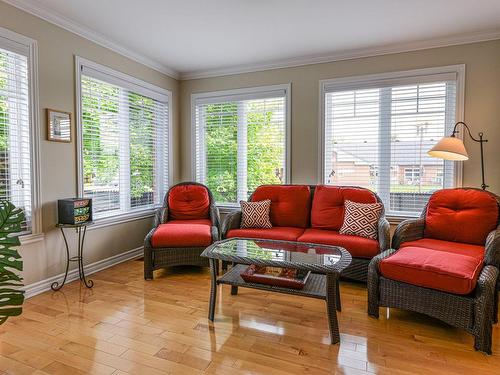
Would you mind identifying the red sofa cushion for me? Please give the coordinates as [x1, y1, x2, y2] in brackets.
[297, 228, 379, 258]
[424, 189, 499, 245]
[380, 246, 483, 295]
[151, 219, 212, 248]
[168, 184, 210, 220]
[226, 227, 305, 242]
[311, 186, 377, 230]
[400, 238, 484, 259]
[251, 185, 311, 228]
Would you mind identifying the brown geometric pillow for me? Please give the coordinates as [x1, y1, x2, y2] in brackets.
[240, 200, 272, 229]
[339, 200, 383, 239]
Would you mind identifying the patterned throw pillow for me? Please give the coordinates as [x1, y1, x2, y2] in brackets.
[339, 200, 383, 239]
[240, 200, 272, 229]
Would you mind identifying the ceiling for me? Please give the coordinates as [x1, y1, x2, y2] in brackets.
[6, 0, 500, 79]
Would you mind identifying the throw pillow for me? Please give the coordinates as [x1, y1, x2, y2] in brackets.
[339, 200, 383, 239]
[240, 200, 272, 229]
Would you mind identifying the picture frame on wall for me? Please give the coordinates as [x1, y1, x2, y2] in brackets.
[47, 109, 71, 142]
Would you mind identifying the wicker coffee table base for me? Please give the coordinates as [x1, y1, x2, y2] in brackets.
[207, 259, 342, 344]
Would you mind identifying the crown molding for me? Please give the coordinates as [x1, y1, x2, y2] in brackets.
[179, 28, 500, 80]
[2, 0, 180, 79]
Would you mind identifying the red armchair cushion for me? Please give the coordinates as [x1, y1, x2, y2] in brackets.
[297, 228, 379, 258]
[380, 246, 483, 295]
[226, 227, 305, 242]
[400, 238, 484, 259]
[168, 184, 210, 220]
[311, 186, 377, 230]
[424, 189, 499, 245]
[251, 185, 311, 228]
[151, 219, 212, 248]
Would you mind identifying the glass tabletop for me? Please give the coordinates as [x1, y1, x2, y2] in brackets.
[202, 238, 352, 272]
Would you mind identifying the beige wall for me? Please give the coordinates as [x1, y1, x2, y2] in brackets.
[0, 2, 179, 285]
[180, 40, 500, 196]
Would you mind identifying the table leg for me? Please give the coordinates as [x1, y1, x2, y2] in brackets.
[336, 279, 341, 312]
[208, 258, 218, 322]
[51, 227, 70, 291]
[231, 286, 238, 295]
[79, 226, 93, 288]
[326, 273, 340, 344]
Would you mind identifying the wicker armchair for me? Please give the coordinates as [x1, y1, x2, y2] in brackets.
[144, 182, 220, 279]
[368, 188, 500, 354]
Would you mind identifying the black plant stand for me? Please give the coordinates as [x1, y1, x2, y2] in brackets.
[51, 222, 94, 291]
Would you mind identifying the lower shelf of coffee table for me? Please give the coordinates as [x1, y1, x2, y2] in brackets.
[218, 264, 327, 299]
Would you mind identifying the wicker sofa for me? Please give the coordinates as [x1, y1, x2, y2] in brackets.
[222, 184, 390, 282]
[144, 182, 220, 279]
[368, 188, 500, 354]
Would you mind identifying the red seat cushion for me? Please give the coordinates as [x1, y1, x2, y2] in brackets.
[151, 219, 212, 248]
[380, 246, 484, 295]
[400, 238, 484, 259]
[424, 189, 499, 245]
[251, 185, 311, 228]
[168, 184, 210, 220]
[226, 227, 305, 242]
[311, 186, 377, 230]
[297, 228, 379, 258]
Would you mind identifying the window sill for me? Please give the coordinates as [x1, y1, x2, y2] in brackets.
[88, 209, 157, 231]
[20, 233, 45, 245]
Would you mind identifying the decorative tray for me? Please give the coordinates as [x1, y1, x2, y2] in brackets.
[240, 265, 311, 290]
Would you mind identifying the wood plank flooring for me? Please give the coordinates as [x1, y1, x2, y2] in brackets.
[0, 259, 499, 374]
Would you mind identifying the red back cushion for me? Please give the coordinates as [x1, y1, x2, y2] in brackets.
[424, 189, 499, 245]
[311, 185, 377, 230]
[168, 184, 210, 220]
[251, 185, 311, 228]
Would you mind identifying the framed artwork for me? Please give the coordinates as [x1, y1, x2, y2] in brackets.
[47, 109, 71, 142]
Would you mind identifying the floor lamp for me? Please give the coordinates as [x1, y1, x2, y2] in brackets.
[427, 121, 489, 190]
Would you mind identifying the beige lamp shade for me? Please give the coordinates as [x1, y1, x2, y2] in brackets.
[427, 136, 469, 161]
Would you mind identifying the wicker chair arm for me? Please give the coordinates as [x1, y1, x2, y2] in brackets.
[391, 218, 425, 249]
[211, 226, 220, 242]
[153, 207, 168, 227]
[221, 210, 242, 238]
[377, 218, 391, 252]
[484, 225, 500, 267]
[367, 249, 397, 317]
[144, 227, 156, 249]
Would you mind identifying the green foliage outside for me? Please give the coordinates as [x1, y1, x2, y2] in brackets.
[0, 200, 25, 325]
[82, 78, 155, 204]
[204, 100, 284, 203]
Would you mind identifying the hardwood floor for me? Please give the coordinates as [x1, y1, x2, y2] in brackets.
[1, 259, 499, 374]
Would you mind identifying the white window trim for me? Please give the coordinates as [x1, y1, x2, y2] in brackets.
[0, 27, 42, 243]
[318, 65, 465, 221]
[75, 56, 173, 228]
[190, 83, 292, 209]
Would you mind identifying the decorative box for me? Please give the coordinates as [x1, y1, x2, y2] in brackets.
[57, 198, 93, 225]
[240, 265, 310, 289]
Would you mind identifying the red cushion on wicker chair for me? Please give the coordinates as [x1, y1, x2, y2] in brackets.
[297, 228, 379, 258]
[424, 189, 499, 245]
[151, 219, 212, 247]
[311, 186, 377, 230]
[400, 238, 484, 259]
[251, 185, 311, 228]
[226, 227, 305, 242]
[168, 184, 210, 220]
[380, 246, 484, 295]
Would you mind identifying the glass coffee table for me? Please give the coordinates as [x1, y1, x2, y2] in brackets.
[201, 237, 352, 344]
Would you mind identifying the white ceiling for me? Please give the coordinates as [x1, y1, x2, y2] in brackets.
[6, 0, 500, 79]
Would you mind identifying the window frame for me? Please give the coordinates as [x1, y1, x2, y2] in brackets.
[191, 83, 292, 209]
[319, 65, 465, 221]
[0, 27, 42, 244]
[75, 56, 173, 227]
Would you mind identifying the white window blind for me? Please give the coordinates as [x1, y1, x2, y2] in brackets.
[323, 71, 459, 217]
[0, 44, 32, 232]
[79, 61, 169, 219]
[194, 86, 289, 205]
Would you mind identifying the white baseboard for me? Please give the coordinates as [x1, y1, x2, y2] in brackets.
[24, 246, 144, 298]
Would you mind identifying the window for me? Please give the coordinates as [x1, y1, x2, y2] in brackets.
[0, 28, 39, 235]
[321, 66, 464, 217]
[76, 58, 171, 220]
[193, 85, 290, 206]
